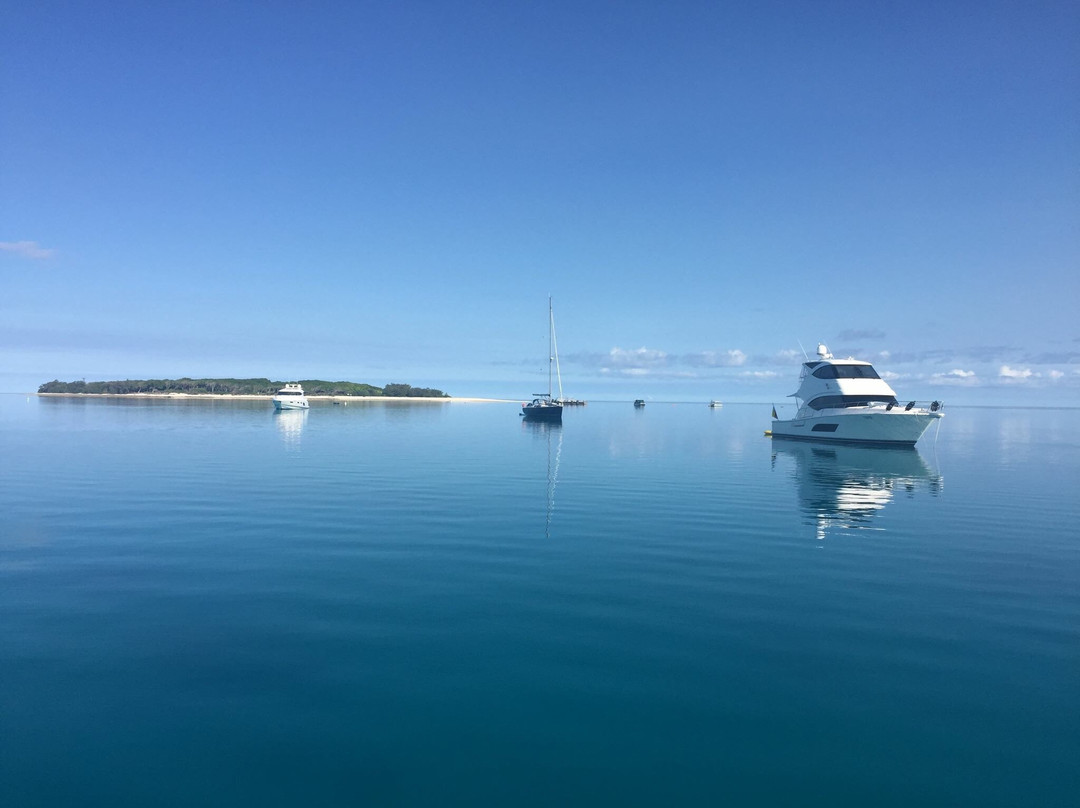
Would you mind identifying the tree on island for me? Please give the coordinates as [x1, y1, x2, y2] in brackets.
[37, 378, 449, 397]
[382, 383, 448, 397]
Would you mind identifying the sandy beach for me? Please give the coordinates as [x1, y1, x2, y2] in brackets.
[35, 392, 517, 403]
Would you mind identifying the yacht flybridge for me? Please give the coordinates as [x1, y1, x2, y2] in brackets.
[273, 383, 309, 411]
[770, 344, 942, 446]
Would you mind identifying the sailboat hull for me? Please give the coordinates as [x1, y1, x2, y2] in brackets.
[522, 402, 563, 422]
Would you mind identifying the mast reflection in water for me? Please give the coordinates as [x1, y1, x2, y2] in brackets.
[523, 419, 562, 538]
[772, 441, 942, 541]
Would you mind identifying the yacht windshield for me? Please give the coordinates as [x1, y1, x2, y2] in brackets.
[808, 394, 897, 410]
[812, 364, 881, 379]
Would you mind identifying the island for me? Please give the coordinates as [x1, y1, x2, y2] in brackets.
[38, 378, 450, 398]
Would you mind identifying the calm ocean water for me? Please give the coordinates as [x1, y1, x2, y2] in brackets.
[2, 396, 1078, 806]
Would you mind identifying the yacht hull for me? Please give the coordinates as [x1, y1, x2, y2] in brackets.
[771, 410, 941, 447]
[273, 398, 309, 411]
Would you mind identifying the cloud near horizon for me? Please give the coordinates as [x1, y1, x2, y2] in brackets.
[556, 344, 1080, 391]
[566, 345, 759, 380]
[999, 365, 1036, 380]
[683, 349, 747, 368]
[569, 346, 674, 377]
[605, 346, 669, 368]
[0, 240, 56, 260]
[931, 369, 979, 385]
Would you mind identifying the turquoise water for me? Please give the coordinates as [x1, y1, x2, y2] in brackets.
[2, 396, 1078, 806]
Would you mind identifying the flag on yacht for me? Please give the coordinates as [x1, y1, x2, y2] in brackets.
[771, 405, 777, 419]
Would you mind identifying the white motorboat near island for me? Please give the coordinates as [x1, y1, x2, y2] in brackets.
[770, 344, 942, 447]
[272, 383, 309, 410]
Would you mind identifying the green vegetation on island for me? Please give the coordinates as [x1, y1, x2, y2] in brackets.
[37, 378, 450, 398]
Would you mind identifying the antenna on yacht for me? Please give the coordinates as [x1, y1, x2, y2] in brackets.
[796, 338, 809, 361]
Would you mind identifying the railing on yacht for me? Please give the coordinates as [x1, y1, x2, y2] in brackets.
[774, 400, 945, 418]
[890, 400, 944, 413]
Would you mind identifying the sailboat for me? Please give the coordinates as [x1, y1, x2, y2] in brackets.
[521, 297, 564, 422]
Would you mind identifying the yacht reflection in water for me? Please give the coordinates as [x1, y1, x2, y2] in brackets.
[772, 441, 942, 541]
[274, 408, 307, 447]
[522, 419, 562, 538]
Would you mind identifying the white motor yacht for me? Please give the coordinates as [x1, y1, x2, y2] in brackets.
[272, 382, 309, 410]
[770, 344, 942, 446]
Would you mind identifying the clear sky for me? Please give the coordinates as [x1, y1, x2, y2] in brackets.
[3, 1, 1077, 403]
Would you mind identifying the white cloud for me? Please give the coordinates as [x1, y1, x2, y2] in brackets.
[755, 349, 803, 366]
[932, 369, 979, 386]
[740, 370, 779, 379]
[0, 240, 56, 260]
[606, 346, 669, 368]
[1049, 370, 1065, 380]
[598, 366, 695, 379]
[999, 365, 1037, 380]
[880, 370, 901, 381]
[684, 349, 747, 367]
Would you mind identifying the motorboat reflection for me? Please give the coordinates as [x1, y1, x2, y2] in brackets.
[522, 419, 562, 538]
[772, 440, 942, 541]
[274, 408, 307, 446]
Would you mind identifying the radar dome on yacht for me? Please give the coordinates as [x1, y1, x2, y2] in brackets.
[817, 343, 833, 359]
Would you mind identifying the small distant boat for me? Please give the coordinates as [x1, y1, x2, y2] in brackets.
[273, 383, 309, 410]
[633, 399, 645, 408]
[522, 298, 563, 423]
[770, 343, 942, 446]
[709, 400, 723, 408]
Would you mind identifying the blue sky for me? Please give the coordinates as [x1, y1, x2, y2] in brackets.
[3, 1, 1077, 403]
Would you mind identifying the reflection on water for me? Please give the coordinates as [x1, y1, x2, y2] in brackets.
[523, 420, 562, 538]
[772, 441, 943, 541]
[274, 409, 307, 446]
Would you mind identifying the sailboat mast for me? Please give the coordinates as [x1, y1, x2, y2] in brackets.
[548, 296, 553, 398]
[551, 298, 563, 402]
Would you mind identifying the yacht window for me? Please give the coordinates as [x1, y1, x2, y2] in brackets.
[812, 364, 881, 380]
[808, 394, 897, 410]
